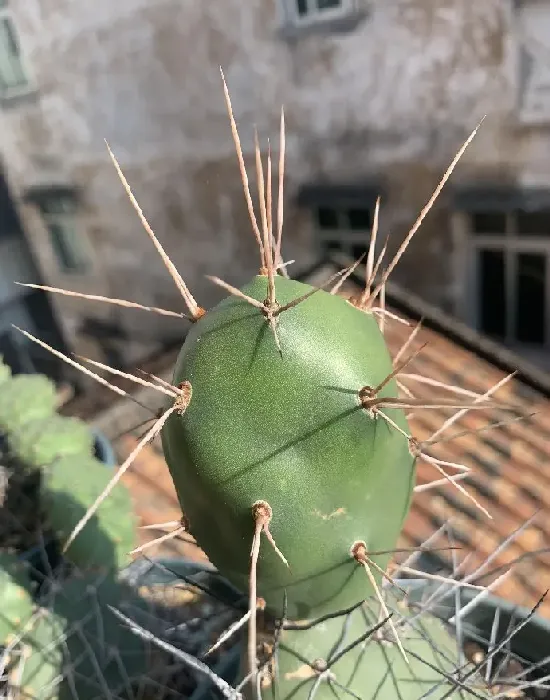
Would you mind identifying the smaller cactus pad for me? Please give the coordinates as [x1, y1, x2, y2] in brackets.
[39, 573, 150, 700]
[9, 414, 94, 470]
[0, 356, 12, 385]
[0, 374, 57, 434]
[42, 455, 138, 571]
[0, 554, 34, 646]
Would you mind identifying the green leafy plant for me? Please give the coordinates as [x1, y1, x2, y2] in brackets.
[11, 76, 548, 700]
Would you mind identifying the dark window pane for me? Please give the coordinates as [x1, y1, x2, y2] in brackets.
[296, 0, 308, 15]
[40, 196, 76, 215]
[351, 244, 366, 261]
[515, 253, 546, 344]
[478, 249, 506, 339]
[316, 207, 338, 230]
[0, 331, 25, 374]
[317, 0, 342, 9]
[0, 17, 27, 91]
[471, 212, 506, 235]
[516, 210, 550, 237]
[47, 221, 87, 272]
[347, 208, 371, 231]
[323, 239, 343, 253]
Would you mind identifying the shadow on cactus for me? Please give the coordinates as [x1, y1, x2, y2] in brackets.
[10, 73, 549, 700]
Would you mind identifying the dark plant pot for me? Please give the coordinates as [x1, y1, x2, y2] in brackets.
[18, 428, 117, 584]
[91, 427, 117, 467]
[119, 557, 245, 700]
[398, 579, 550, 696]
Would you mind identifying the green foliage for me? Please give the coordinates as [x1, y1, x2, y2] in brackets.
[42, 455, 138, 571]
[9, 414, 94, 470]
[162, 276, 415, 619]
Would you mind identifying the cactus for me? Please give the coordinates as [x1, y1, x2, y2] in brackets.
[0, 373, 57, 434]
[0, 554, 35, 646]
[0, 364, 137, 573]
[0, 553, 64, 700]
[274, 595, 474, 700]
[42, 454, 138, 571]
[10, 78, 546, 700]
[162, 275, 414, 619]
[9, 414, 94, 471]
[9, 608, 66, 700]
[0, 355, 11, 385]
[38, 572, 150, 700]
[0, 565, 154, 700]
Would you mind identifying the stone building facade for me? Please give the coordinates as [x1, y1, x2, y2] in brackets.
[0, 0, 549, 374]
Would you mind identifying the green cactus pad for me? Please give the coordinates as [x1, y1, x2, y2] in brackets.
[2, 572, 151, 700]
[271, 595, 491, 699]
[0, 554, 63, 700]
[42, 455, 138, 571]
[0, 374, 57, 433]
[0, 553, 34, 646]
[9, 414, 94, 470]
[162, 275, 415, 619]
[37, 573, 150, 700]
[13, 607, 66, 700]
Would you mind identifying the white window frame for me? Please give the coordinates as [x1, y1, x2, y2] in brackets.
[280, 0, 356, 28]
[312, 203, 374, 259]
[452, 210, 550, 357]
[0, 3, 34, 100]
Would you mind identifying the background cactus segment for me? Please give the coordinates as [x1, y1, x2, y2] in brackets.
[0, 554, 34, 646]
[162, 274, 415, 619]
[0, 374, 57, 433]
[39, 573, 151, 700]
[273, 595, 490, 699]
[0, 355, 12, 384]
[42, 455, 138, 571]
[9, 414, 94, 470]
[0, 553, 64, 700]
[9, 607, 66, 700]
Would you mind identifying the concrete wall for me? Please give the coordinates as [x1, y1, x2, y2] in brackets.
[0, 0, 547, 365]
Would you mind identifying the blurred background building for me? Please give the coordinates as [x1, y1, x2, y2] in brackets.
[0, 0, 549, 385]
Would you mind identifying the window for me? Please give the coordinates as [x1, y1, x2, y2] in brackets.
[297, 0, 344, 17]
[462, 207, 550, 350]
[0, 4, 32, 98]
[516, 1, 550, 125]
[39, 196, 90, 274]
[314, 204, 373, 260]
[281, 0, 357, 28]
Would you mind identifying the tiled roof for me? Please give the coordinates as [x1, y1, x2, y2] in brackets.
[97, 259, 550, 618]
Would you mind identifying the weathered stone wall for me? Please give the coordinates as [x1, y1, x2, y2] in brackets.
[0, 0, 541, 362]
